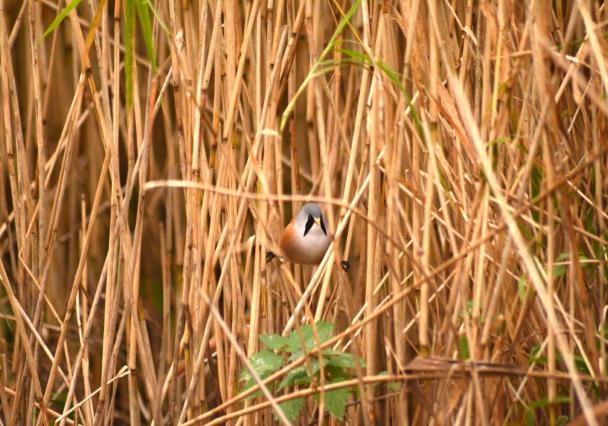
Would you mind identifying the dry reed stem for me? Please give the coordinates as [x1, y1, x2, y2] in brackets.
[1, 1, 608, 424]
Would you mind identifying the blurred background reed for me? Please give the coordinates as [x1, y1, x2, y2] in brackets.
[1, 0, 608, 424]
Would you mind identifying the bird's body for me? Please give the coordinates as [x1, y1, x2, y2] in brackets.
[279, 203, 331, 265]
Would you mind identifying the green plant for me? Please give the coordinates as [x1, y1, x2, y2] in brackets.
[239, 321, 365, 422]
[42, 0, 157, 110]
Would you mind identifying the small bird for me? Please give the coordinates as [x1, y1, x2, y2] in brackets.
[279, 203, 331, 265]
[267, 203, 350, 271]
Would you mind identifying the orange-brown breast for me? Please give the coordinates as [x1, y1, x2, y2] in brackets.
[279, 222, 326, 265]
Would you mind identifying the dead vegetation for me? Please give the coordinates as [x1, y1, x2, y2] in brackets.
[1, 0, 608, 424]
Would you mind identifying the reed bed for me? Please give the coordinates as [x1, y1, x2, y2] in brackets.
[1, 0, 608, 424]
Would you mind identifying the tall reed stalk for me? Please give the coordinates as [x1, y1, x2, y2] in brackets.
[0, 0, 607, 424]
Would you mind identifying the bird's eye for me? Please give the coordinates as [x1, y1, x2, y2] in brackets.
[319, 216, 327, 235]
[304, 215, 315, 236]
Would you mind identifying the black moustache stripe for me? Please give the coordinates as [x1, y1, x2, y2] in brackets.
[304, 215, 315, 236]
[303, 215, 328, 236]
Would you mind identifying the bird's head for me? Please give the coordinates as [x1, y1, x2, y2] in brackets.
[295, 203, 328, 236]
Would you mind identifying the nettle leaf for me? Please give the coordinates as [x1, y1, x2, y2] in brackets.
[288, 322, 334, 360]
[239, 350, 283, 390]
[321, 348, 343, 356]
[278, 366, 308, 390]
[326, 370, 351, 384]
[318, 386, 351, 421]
[322, 349, 365, 368]
[247, 350, 283, 378]
[286, 325, 313, 353]
[277, 397, 305, 423]
[312, 321, 334, 342]
[327, 352, 365, 370]
[279, 359, 327, 390]
[260, 333, 289, 352]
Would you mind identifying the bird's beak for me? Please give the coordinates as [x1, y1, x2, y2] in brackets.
[314, 217, 321, 226]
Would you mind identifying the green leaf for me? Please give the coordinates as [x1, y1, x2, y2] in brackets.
[528, 344, 546, 365]
[530, 166, 542, 222]
[243, 388, 263, 400]
[553, 252, 594, 279]
[327, 353, 357, 369]
[143, 0, 170, 36]
[556, 415, 569, 426]
[42, 0, 84, 39]
[310, 321, 334, 344]
[140, 278, 163, 313]
[553, 263, 567, 278]
[280, 0, 361, 131]
[51, 391, 68, 405]
[573, 354, 591, 374]
[243, 350, 284, 379]
[387, 381, 401, 392]
[377, 371, 401, 391]
[124, 0, 136, 110]
[83, 0, 107, 51]
[517, 276, 527, 303]
[278, 367, 308, 389]
[525, 408, 535, 426]
[277, 397, 304, 423]
[322, 348, 366, 368]
[530, 166, 542, 198]
[338, 48, 370, 64]
[554, 253, 570, 278]
[374, 59, 423, 137]
[579, 254, 591, 268]
[530, 346, 591, 375]
[465, 299, 474, 316]
[324, 387, 351, 421]
[239, 350, 283, 390]
[260, 334, 289, 352]
[287, 322, 334, 360]
[135, 0, 157, 71]
[528, 396, 570, 409]
[321, 348, 343, 356]
[325, 370, 351, 384]
[459, 335, 470, 360]
[337, 47, 423, 138]
[279, 359, 326, 390]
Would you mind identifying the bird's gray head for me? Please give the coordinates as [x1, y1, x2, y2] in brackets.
[299, 203, 323, 218]
[295, 203, 328, 236]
